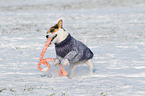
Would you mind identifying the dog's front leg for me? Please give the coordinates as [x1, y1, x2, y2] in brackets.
[61, 51, 79, 78]
[69, 63, 77, 78]
[61, 59, 69, 66]
[54, 56, 63, 66]
[61, 51, 78, 66]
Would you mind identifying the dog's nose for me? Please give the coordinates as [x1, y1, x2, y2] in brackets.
[46, 35, 49, 38]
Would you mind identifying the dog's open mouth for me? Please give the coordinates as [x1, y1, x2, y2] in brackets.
[51, 34, 57, 42]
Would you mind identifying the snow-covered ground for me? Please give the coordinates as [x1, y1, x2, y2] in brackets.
[0, 0, 145, 96]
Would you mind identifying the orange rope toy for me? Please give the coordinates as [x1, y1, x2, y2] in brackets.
[37, 38, 68, 76]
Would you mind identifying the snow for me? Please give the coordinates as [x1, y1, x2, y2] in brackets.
[0, 0, 145, 96]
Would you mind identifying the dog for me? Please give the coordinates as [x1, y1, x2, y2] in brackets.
[46, 20, 94, 78]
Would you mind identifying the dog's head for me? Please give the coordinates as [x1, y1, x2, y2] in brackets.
[46, 20, 67, 44]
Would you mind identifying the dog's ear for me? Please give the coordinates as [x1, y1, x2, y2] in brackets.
[57, 19, 63, 28]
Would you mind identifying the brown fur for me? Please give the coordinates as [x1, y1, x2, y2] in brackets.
[47, 20, 63, 34]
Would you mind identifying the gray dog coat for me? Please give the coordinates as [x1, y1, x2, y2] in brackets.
[55, 34, 93, 64]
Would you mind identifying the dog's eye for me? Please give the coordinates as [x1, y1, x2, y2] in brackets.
[50, 28, 55, 32]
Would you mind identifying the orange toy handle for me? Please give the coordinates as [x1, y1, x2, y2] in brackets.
[39, 38, 52, 61]
[37, 38, 68, 76]
[37, 38, 52, 72]
[37, 58, 54, 72]
[59, 64, 68, 76]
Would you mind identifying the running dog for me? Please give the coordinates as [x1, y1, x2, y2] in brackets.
[46, 20, 94, 78]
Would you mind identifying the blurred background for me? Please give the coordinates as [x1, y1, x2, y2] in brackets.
[0, 0, 145, 43]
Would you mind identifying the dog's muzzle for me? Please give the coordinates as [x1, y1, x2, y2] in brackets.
[46, 34, 57, 42]
[46, 35, 49, 38]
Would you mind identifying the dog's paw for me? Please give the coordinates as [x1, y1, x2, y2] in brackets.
[61, 59, 69, 66]
[54, 59, 60, 66]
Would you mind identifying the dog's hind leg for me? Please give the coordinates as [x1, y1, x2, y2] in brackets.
[86, 59, 93, 75]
